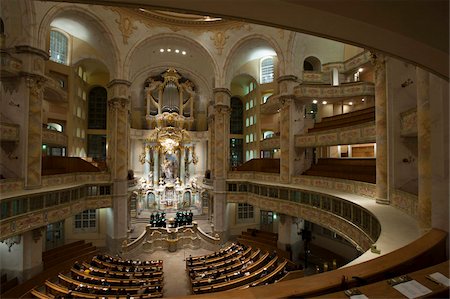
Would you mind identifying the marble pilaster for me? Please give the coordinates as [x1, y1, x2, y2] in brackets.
[106, 79, 131, 249]
[416, 68, 432, 229]
[212, 88, 231, 236]
[153, 147, 159, 185]
[24, 76, 45, 189]
[180, 146, 186, 184]
[278, 75, 302, 183]
[371, 53, 389, 204]
[14, 46, 49, 189]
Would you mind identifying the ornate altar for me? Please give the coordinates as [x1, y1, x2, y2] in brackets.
[135, 68, 203, 211]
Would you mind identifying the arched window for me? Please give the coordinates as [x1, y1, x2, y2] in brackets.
[230, 97, 243, 134]
[49, 30, 68, 65]
[88, 87, 107, 129]
[303, 56, 321, 71]
[260, 57, 274, 84]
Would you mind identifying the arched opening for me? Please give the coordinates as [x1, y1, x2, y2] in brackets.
[303, 56, 321, 71]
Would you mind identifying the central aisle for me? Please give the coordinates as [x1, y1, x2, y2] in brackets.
[134, 248, 214, 297]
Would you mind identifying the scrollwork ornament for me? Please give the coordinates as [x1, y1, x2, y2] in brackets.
[26, 77, 45, 99]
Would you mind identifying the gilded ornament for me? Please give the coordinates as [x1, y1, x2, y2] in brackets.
[210, 31, 229, 55]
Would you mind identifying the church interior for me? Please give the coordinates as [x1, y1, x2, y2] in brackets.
[0, 0, 449, 298]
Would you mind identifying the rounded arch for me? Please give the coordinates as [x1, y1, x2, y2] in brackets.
[223, 34, 286, 88]
[37, 4, 119, 77]
[303, 56, 321, 71]
[124, 33, 219, 83]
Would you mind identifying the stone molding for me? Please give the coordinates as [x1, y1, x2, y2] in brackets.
[0, 172, 111, 196]
[295, 122, 376, 147]
[295, 81, 375, 99]
[0, 196, 112, 240]
[0, 122, 20, 142]
[260, 136, 280, 150]
[42, 129, 68, 146]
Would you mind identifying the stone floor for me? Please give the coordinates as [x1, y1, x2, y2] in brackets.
[125, 208, 216, 297]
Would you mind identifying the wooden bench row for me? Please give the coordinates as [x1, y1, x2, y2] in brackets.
[57, 273, 162, 295]
[191, 251, 269, 287]
[81, 262, 163, 279]
[195, 228, 447, 299]
[71, 267, 162, 286]
[39, 280, 163, 299]
[188, 247, 253, 272]
[190, 249, 261, 280]
[91, 257, 163, 272]
[188, 243, 237, 263]
[187, 244, 247, 268]
[193, 256, 283, 294]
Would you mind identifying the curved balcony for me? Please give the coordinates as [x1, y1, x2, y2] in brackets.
[0, 122, 20, 142]
[295, 81, 374, 100]
[42, 128, 68, 147]
[295, 122, 376, 147]
[0, 176, 113, 240]
[260, 95, 281, 114]
[260, 136, 280, 150]
[302, 71, 325, 83]
[44, 76, 68, 103]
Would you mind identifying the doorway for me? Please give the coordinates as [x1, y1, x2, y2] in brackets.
[45, 221, 64, 250]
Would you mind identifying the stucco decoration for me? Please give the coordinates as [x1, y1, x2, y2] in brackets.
[210, 31, 229, 55]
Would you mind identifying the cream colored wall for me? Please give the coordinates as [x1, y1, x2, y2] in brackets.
[64, 208, 108, 247]
[343, 45, 364, 61]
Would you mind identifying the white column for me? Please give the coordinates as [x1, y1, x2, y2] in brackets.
[416, 68, 431, 230]
[371, 53, 389, 204]
[153, 147, 159, 185]
[180, 146, 186, 184]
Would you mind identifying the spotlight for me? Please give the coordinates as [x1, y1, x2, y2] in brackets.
[312, 100, 318, 104]
[175, 49, 180, 53]
[349, 102, 353, 106]
[322, 101, 327, 105]
[160, 49, 164, 53]
[182, 51, 186, 55]
[167, 48, 171, 52]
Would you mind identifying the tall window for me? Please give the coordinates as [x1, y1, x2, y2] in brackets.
[260, 57, 274, 84]
[230, 97, 243, 134]
[237, 203, 254, 221]
[88, 87, 107, 129]
[74, 209, 97, 232]
[229, 138, 243, 169]
[49, 30, 68, 65]
[87, 134, 106, 161]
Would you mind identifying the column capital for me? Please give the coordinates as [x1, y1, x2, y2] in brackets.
[107, 79, 132, 87]
[370, 52, 386, 72]
[212, 87, 231, 96]
[277, 74, 298, 83]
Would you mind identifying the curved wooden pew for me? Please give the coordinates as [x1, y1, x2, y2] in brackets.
[44, 279, 163, 298]
[188, 246, 252, 272]
[71, 268, 162, 286]
[188, 243, 238, 263]
[185, 228, 447, 299]
[190, 249, 261, 281]
[91, 257, 163, 272]
[193, 256, 279, 294]
[57, 273, 162, 295]
[81, 262, 163, 279]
